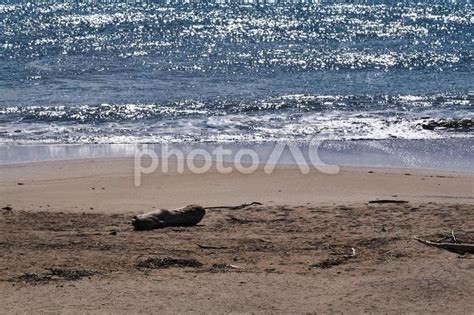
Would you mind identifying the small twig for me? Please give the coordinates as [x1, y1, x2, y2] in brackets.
[451, 230, 458, 244]
[435, 235, 450, 243]
[350, 247, 356, 257]
[332, 247, 356, 258]
[342, 248, 356, 258]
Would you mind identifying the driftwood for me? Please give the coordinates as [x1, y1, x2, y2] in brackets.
[414, 236, 474, 255]
[132, 202, 263, 231]
[205, 202, 262, 210]
[197, 244, 228, 250]
[132, 205, 205, 231]
[368, 200, 408, 204]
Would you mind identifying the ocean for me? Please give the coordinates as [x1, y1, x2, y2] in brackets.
[0, 1, 472, 146]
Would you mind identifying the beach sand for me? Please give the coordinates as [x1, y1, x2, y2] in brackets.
[1, 158, 473, 313]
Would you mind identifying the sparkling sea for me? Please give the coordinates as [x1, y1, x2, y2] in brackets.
[0, 1, 472, 144]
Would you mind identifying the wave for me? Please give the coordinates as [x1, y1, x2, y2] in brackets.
[0, 94, 470, 123]
[0, 94, 472, 144]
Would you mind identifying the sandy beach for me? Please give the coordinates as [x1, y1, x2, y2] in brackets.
[1, 158, 473, 313]
[2, 1, 472, 313]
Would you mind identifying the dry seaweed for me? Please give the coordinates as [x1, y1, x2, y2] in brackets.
[137, 257, 203, 269]
[15, 268, 96, 284]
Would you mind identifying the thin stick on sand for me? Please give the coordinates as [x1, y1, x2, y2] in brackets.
[205, 202, 263, 210]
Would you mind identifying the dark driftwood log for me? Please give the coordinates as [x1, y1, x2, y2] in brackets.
[368, 200, 408, 204]
[132, 205, 205, 231]
[414, 236, 474, 255]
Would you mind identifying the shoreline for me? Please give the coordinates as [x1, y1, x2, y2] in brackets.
[1, 138, 473, 172]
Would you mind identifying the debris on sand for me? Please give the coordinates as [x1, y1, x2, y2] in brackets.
[137, 257, 203, 269]
[206, 202, 262, 210]
[310, 257, 347, 269]
[197, 244, 228, 249]
[16, 272, 53, 283]
[2, 206, 12, 211]
[132, 205, 205, 231]
[47, 268, 96, 280]
[368, 199, 408, 204]
[356, 237, 394, 249]
[212, 263, 243, 270]
[225, 215, 253, 224]
[414, 236, 474, 255]
[200, 263, 245, 273]
[310, 248, 356, 269]
[15, 268, 96, 284]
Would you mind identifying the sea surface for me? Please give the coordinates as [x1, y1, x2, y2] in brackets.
[0, 1, 472, 144]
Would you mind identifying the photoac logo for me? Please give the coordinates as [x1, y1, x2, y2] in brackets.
[134, 139, 339, 186]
